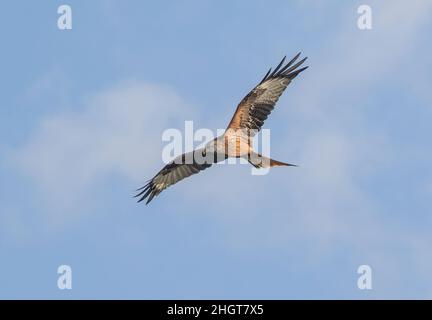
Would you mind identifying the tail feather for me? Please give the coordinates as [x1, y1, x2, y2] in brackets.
[270, 158, 297, 167]
[248, 152, 297, 168]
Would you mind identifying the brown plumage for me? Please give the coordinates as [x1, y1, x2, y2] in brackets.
[227, 53, 307, 135]
[136, 53, 308, 204]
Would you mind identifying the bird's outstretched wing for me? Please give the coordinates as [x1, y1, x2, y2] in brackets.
[226, 53, 308, 136]
[135, 149, 212, 204]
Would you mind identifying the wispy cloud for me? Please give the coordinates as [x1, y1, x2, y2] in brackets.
[163, 0, 432, 297]
[2, 0, 432, 298]
[8, 81, 197, 227]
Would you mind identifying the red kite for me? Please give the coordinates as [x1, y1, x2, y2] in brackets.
[136, 53, 308, 204]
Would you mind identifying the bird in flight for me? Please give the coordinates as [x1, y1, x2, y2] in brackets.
[136, 53, 308, 204]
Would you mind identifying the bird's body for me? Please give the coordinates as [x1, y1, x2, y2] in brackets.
[206, 134, 252, 158]
[136, 53, 308, 204]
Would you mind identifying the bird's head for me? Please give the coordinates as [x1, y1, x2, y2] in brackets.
[203, 138, 218, 154]
[198, 139, 222, 164]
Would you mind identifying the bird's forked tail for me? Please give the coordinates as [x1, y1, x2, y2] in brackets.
[248, 152, 297, 169]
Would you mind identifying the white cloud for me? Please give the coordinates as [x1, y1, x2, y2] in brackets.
[9, 81, 197, 226]
[278, 0, 432, 296]
[161, 0, 432, 297]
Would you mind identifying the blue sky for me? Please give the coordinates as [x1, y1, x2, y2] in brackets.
[1, 0, 432, 299]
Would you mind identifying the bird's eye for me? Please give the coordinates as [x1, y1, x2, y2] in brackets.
[202, 150, 206, 157]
